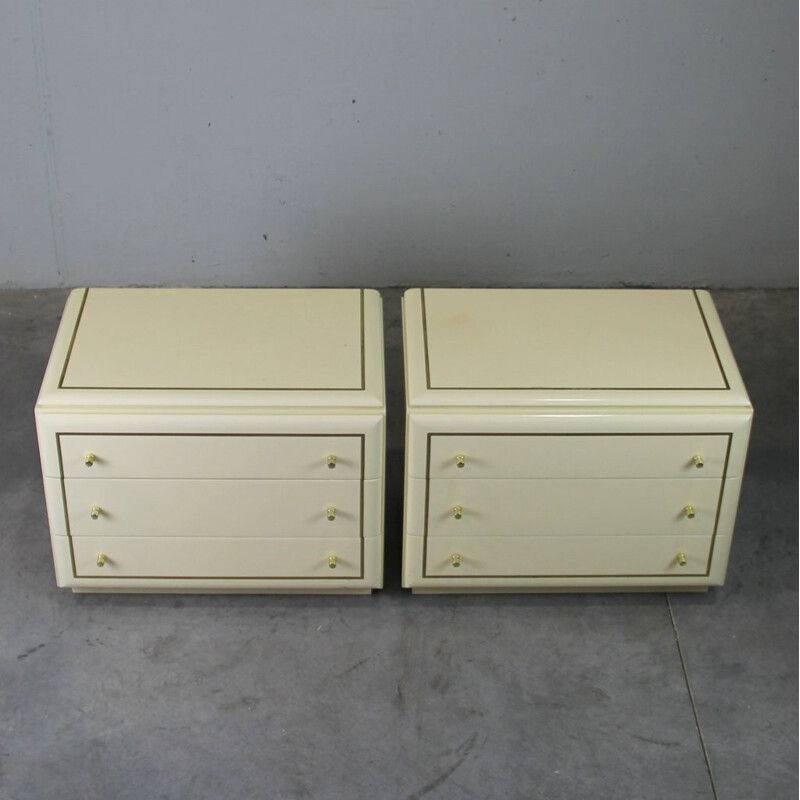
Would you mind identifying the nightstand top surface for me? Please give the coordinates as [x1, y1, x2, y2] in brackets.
[37, 288, 385, 409]
[403, 288, 750, 408]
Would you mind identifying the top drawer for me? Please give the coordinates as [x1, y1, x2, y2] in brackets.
[428, 434, 729, 479]
[57, 434, 363, 480]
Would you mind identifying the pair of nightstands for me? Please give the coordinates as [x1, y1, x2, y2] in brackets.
[36, 288, 752, 594]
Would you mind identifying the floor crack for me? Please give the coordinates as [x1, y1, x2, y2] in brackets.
[666, 593, 719, 800]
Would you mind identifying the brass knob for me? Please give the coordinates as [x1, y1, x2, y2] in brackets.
[692, 454, 704, 469]
[327, 506, 336, 521]
[677, 552, 687, 567]
[452, 506, 463, 520]
[684, 504, 695, 519]
[327, 455, 337, 470]
[451, 553, 461, 568]
[84, 452, 96, 467]
[90, 505, 101, 519]
[96, 553, 106, 567]
[328, 555, 337, 569]
[455, 454, 465, 469]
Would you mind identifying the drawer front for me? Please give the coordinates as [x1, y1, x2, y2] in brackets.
[59, 434, 363, 480]
[427, 434, 729, 479]
[65, 479, 362, 538]
[424, 535, 712, 577]
[71, 536, 362, 579]
[424, 478, 722, 538]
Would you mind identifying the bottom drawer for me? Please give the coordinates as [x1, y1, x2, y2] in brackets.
[71, 536, 362, 579]
[423, 535, 712, 578]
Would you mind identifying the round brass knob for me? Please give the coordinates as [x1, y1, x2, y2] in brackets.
[327, 506, 336, 521]
[677, 552, 687, 567]
[452, 506, 463, 520]
[692, 454, 704, 469]
[455, 454, 465, 469]
[96, 553, 107, 567]
[684, 504, 695, 519]
[84, 453, 96, 467]
[90, 505, 101, 519]
[328, 555, 337, 569]
[451, 553, 461, 568]
[327, 455, 337, 469]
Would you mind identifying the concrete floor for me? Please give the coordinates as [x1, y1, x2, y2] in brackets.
[0, 288, 796, 800]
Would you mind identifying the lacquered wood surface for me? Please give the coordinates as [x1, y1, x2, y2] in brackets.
[36, 288, 386, 592]
[402, 288, 752, 592]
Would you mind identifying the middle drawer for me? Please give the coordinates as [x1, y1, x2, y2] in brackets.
[419, 477, 723, 538]
[65, 479, 364, 538]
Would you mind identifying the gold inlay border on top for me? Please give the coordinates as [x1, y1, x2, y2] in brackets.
[420, 288, 731, 392]
[59, 288, 368, 392]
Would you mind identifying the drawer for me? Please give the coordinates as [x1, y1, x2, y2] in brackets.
[65, 479, 367, 538]
[57, 434, 363, 480]
[71, 536, 362, 579]
[423, 534, 713, 577]
[427, 434, 729, 479]
[421, 477, 722, 538]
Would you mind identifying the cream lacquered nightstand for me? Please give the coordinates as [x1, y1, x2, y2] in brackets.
[36, 288, 385, 593]
[402, 288, 752, 593]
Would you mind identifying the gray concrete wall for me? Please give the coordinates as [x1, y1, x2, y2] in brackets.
[3, 1, 797, 289]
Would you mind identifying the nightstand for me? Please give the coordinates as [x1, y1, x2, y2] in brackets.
[36, 288, 385, 593]
[402, 288, 752, 593]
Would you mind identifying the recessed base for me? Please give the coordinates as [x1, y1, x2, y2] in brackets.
[409, 586, 710, 595]
[71, 587, 374, 595]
